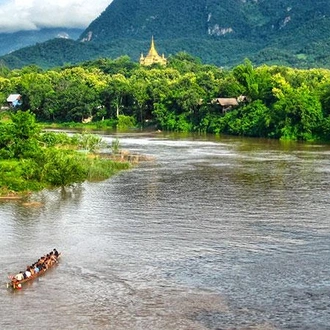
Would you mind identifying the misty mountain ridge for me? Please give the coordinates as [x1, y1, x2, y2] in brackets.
[0, 28, 83, 56]
[2, 0, 330, 69]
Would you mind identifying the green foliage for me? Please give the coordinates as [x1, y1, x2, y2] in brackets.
[83, 56, 139, 76]
[176, 114, 193, 132]
[219, 101, 271, 137]
[117, 115, 136, 129]
[168, 52, 203, 74]
[42, 149, 87, 188]
[2, 56, 330, 142]
[95, 119, 117, 129]
[2, 1, 330, 69]
[39, 131, 73, 147]
[232, 59, 273, 102]
[0, 111, 131, 194]
[319, 116, 330, 140]
[0, 160, 27, 191]
[72, 133, 105, 152]
[85, 158, 130, 181]
[111, 138, 121, 154]
[153, 103, 170, 129]
[0, 159, 44, 192]
[0, 110, 41, 159]
[271, 79, 323, 140]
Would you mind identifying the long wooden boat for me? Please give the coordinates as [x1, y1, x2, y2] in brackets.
[7, 252, 61, 290]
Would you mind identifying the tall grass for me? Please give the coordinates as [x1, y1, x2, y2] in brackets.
[84, 158, 130, 181]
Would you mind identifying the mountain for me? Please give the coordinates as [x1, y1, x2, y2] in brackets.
[2, 0, 330, 69]
[0, 28, 83, 56]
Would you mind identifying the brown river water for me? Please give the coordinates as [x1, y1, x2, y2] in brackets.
[1, 132, 330, 330]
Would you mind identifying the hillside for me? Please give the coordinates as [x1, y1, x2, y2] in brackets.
[1, 0, 330, 69]
[0, 28, 83, 56]
[79, 0, 330, 42]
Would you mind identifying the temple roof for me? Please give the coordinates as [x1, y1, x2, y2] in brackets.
[140, 36, 166, 66]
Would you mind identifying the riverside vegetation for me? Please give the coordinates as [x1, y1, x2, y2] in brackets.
[0, 110, 130, 196]
[1, 54, 330, 142]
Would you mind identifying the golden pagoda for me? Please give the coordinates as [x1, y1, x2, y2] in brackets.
[140, 36, 167, 66]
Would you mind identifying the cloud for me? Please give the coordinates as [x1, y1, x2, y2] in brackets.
[0, 0, 111, 33]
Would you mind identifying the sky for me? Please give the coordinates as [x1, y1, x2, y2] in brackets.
[0, 0, 112, 33]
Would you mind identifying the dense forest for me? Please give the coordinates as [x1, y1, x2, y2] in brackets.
[2, 0, 330, 69]
[1, 53, 330, 141]
[76, 0, 330, 69]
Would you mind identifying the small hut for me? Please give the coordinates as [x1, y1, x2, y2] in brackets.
[7, 94, 22, 108]
[211, 98, 239, 113]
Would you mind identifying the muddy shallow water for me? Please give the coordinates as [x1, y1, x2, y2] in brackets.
[1, 133, 330, 329]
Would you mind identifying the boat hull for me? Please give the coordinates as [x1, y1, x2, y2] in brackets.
[7, 253, 61, 290]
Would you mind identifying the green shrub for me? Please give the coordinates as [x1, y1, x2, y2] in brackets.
[42, 149, 87, 188]
[40, 131, 73, 147]
[111, 138, 120, 154]
[95, 119, 117, 129]
[85, 158, 130, 181]
[117, 115, 136, 129]
[72, 132, 105, 152]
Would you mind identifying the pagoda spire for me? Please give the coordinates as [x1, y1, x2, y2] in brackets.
[140, 36, 167, 66]
[148, 35, 159, 57]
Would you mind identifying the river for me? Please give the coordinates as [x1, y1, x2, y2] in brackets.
[1, 132, 330, 330]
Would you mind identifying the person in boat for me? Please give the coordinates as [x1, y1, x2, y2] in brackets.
[29, 266, 35, 276]
[53, 249, 59, 258]
[49, 252, 57, 264]
[38, 256, 47, 268]
[11, 278, 19, 287]
[36, 258, 44, 268]
[34, 263, 40, 273]
[24, 267, 32, 278]
[14, 271, 24, 281]
[45, 258, 52, 268]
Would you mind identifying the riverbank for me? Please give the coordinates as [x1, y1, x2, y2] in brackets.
[0, 111, 139, 199]
[0, 151, 152, 201]
[0, 190, 30, 200]
[100, 150, 155, 163]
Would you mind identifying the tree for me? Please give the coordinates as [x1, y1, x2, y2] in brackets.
[271, 79, 323, 140]
[168, 52, 203, 74]
[233, 59, 259, 100]
[232, 59, 273, 102]
[0, 76, 12, 104]
[17, 72, 54, 119]
[43, 149, 87, 189]
[235, 100, 271, 137]
[2, 110, 42, 159]
[101, 74, 131, 119]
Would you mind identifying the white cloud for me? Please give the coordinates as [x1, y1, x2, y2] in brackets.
[0, 0, 112, 33]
